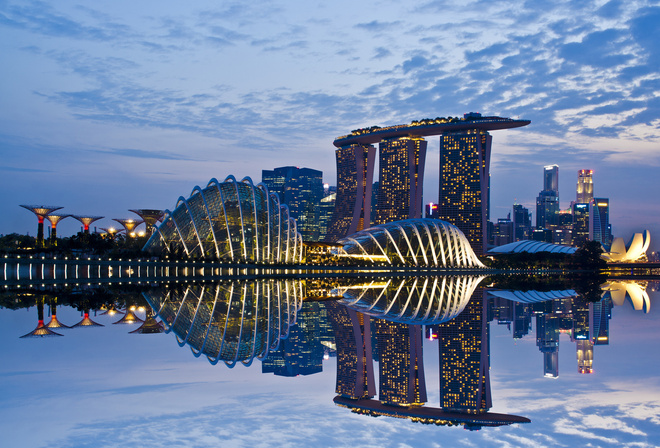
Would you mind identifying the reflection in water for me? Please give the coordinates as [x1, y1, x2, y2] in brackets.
[143, 280, 303, 367]
[9, 274, 655, 433]
[336, 276, 485, 324]
[20, 296, 63, 338]
[601, 280, 650, 313]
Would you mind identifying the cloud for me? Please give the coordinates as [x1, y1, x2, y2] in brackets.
[354, 20, 402, 32]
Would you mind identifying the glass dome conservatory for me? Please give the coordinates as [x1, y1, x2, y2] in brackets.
[143, 176, 303, 263]
[336, 219, 484, 268]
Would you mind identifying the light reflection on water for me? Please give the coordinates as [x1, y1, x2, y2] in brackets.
[1, 272, 658, 446]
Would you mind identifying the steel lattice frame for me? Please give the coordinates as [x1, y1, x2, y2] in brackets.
[336, 219, 484, 268]
[144, 176, 303, 263]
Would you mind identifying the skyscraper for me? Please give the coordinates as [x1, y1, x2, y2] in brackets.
[536, 165, 560, 231]
[589, 198, 612, 248]
[324, 301, 376, 399]
[576, 169, 594, 204]
[437, 289, 492, 413]
[262, 166, 324, 241]
[374, 137, 427, 224]
[438, 129, 492, 255]
[512, 204, 531, 241]
[326, 144, 376, 241]
[544, 164, 559, 193]
[572, 202, 590, 247]
[373, 320, 427, 407]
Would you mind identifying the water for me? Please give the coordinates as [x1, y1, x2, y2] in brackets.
[1, 267, 658, 447]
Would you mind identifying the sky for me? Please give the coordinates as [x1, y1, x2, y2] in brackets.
[0, 0, 658, 250]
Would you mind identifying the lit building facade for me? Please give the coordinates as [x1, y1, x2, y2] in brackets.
[374, 137, 426, 224]
[438, 130, 492, 255]
[437, 289, 492, 413]
[589, 198, 611, 248]
[544, 164, 559, 193]
[331, 114, 530, 246]
[576, 169, 594, 204]
[326, 144, 376, 241]
[374, 320, 427, 406]
[262, 166, 324, 241]
[512, 204, 531, 241]
[572, 202, 590, 247]
[325, 301, 376, 400]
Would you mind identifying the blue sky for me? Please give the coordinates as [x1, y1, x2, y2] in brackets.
[0, 1, 658, 249]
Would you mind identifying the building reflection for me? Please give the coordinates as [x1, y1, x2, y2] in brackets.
[7, 276, 655, 431]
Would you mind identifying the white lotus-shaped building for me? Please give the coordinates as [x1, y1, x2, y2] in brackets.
[143, 176, 303, 263]
[336, 219, 484, 268]
[602, 230, 651, 262]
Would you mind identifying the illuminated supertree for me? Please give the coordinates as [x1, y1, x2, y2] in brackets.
[19, 205, 63, 248]
[72, 309, 104, 328]
[100, 227, 121, 239]
[113, 218, 143, 238]
[129, 307, 164, 334]
[45, 297, 71, 329]
[129, 209, 164, 234]
[113, 306, 144, 324]
[20, 296, 63, 338]
[72, 215, 104, 234]
[45, 214, 69, 246]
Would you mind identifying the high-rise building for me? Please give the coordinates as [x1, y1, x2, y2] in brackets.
[324, 301, 376, 399]
[536, 165, 560, 229]
[572, 203, 590, 247]
[576, 169, 594, 204]
[374, 137, 427, 224]
[536, 314, 560, 378]
[438, 130, 492, 255]
[262, 301, 324, 377]
[326, 144, 376, 241]
[512, 204, 531, 241]
[544, 164, 559, 193]
[437, 289, 492, 413]
[493, 215, 514, 246]
[589, 198, 612, 249]
[262, 166, 324, 241]
[318, 191, 336, 241]
[373, 320, 427, 407]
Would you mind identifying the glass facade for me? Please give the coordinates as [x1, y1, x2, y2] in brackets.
[143, 280, 303, 367]
[144, 175, 303, 263]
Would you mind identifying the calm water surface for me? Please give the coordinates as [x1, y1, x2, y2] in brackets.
[1, 275, 658, 448]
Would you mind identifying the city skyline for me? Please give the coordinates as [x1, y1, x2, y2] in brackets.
[1, 1, 658, 252]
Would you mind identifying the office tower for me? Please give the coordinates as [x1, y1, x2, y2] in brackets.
[589, 198, 612, 248]
[572, 295, 590, 341]
[544, 164, 559, 193]
[318, 191, 336, 241]
[576, 340, 594, 374]
[324, 301, 376, 399]
[512, 204, 531, 241]
[536, 314, 560, 378]
[374, 137, 427, 224]
[19, 205, 63, 248]
[536, 191, 559, 228]
[572, 203, 590, 247]
[373, 320, 427, 407]
[437, 289, 492, 413]
[438, 131, 492, 255]
[262, 166, 324, 241]
[326, 144, 376, 241]
[590, 296, 612, 346]
[262, 301, 324, 377]
[493, 215, 514, 246]
[576, 169, 594, 203]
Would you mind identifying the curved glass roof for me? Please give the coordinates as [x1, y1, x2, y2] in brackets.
[488, 240, 577, 255]
[143, 175, 303, 263]
[337, 218, 484, 268]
